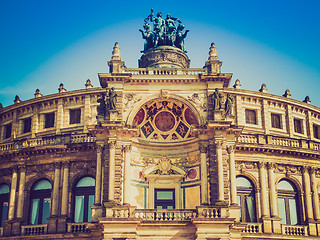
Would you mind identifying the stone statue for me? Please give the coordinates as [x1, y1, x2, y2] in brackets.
[97, 92, 108, 119]
[212, 88, 223, 111]
[140, 9, 189, 52]
[175, 23, 189, 52]
[139, 23, 154, 52]
[108, 87, 117, 110]
[225, 93, 233, 116]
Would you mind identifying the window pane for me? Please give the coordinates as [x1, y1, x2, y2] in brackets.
[314, 124, 320, 139]
[245, 109, 257, 124]
[278, 180, 294, 191]
[4, 124, 12, 139]
[76, 177, 95, 187]
[1, 202, 8, 226]
[0, 185, 9, 194]
[87, 195, 94, 222]
[294, 119, 303, 134]
[23, 117, 32, 133]
[278, 197, 287, 224]
[74, 196, 84, 222]
[31, 198, 40, 225]
[156, 191, 173, 200]
[70, 109, 81, 124]
[271, 113, 282, 129]
[167, 206, 174, 209]
[246, 195, 255, 222]
[236, 177, 253, 188]
[237, 195, 242, 221]
[44, 113, 55, 128]
[34, 180, 52, 190]
[289, 198, 298, 225]
[42, 198, 51, 224]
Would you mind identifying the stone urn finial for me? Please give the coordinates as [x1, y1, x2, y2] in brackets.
[34, 89, 43, 98]
[14, 95, 21, 104]
[85, 79, 93, 89]
[208, 42, 219, 61]
[111, 42, 121, 60]
[233, 79, 241, 89]
[58, 83, 67, 93]
[303, 96, 311, 104]
[259, 84, 267, 93]
[283, 89, 291, 98]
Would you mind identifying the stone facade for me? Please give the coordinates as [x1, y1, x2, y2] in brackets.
[0, 41, 320, 240]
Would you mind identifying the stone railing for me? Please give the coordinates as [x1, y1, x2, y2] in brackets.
[238, 135, 258, 144]
[135, 209, 197, 221]
[312, 142, 320, 151]
[0, 133, 95, 154]
[124, 68, 206, 76]
[67, 222, 89, 233]
[106, 206, 226, 221]
[243, 223, 263, 233]
[282, 225, 308, 236]
[271, 137, 300, 148]
[21, 224, 48, 235]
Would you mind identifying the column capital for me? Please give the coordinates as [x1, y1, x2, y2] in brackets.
[309, 167, 316, 174]
[54, 162, 62, 169]
[267, 162, 276, 170]
[122, 145, 132, 153]
[109, 140, 117, 149]
[301, 166, 310, 174]
[258, 161, 267, 169]
[199, 145, 207, 153]
[97, 144, 104, 154]
[62, 162, 70, 169]
[18, 165, 26, 172]
[226, 145, 235, 154]
[215, 140, 223, 149]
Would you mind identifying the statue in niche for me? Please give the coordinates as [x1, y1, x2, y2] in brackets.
[174, 23, 189, 52]
[225, 93, 234, 116]
[212, 88, 223, 111]
[108, 87, 117, 111]
[97, 91, 108, 120]
[97, 87, 117, 121]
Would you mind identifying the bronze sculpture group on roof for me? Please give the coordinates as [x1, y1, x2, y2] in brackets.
[139, 9, 189, 53]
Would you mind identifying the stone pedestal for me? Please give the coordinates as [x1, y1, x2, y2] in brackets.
[57, 216, 68, 233]
[229, 205, 241, 222]
[213, 110, 223, 121]
[262, 217, 273, 233]
[271, 217, 282, 234]
[3, 219, 21, 236]
[47, 216, 59, 233]
[308, 222, 317, 236]
[91, 204, 103, 222]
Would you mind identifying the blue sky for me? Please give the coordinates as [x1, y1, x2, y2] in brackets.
[0, 0, 320, 108]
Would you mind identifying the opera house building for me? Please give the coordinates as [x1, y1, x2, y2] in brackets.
[1, 11, 320, 240]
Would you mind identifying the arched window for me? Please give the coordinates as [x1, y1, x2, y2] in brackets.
[30, 180, 52, 225]
[277, 179, 300, 225]
[236, 176, 256, 222]
[73, 177, 95, 223]
[0, 184, 9, 226]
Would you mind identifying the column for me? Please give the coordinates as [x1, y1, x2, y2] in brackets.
[123, 145, 132, 205]
[16, 166, 26, 219]
[302, 166, 314, 221]
[8, 168, 18, 220]
[61, 163, 69, 215]
[200, 144, 208, 205]
[51, 163, 61, 216]
[227, 145, 237, 205]
[310, 167, 320, 221]
[268, 163, 277, 217]
[259, 162, 269, 218]
[108, 140, 116, 202]
[216, 141, 224, 202]
[95, 143, 104, 205]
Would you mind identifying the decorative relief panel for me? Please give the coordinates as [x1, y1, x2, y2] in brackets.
[132, 98, 198, 141]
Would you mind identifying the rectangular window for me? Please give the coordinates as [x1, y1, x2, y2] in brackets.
[4, 123, 12, 139]
[271, 113, 282, 129]
[245, 109, 257, 125]
[294, 118, 303, 134]
[44, 112, 55, 128]
[69, 109, 81, 124]
[314, 124, 320, 139]
[23, 117, 32, 133]
[154, 189, 175, 209]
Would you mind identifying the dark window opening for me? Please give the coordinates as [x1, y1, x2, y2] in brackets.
[236, 176, 256, 222]
[4, 124, 12, 139]
[70, 109, 81, 124]
[271, 113, 282, 129]
[0, 184, 9, 227]
[245, 109, 257, 125]
[44, 113, 55, 128]
[23, 117, 32, 133]
[294, 118, 303, 134]
[154, 189, 175, 209]
[314, 124, 320, 139]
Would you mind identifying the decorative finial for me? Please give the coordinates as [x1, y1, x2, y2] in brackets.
[85, 79, 93, 89]
[233, 79, 241, 89]
[283, 89, 291, 98]
[111, 42, 121, 60]
[58, 83, 67, 93]
[208, 42, 219, 61]
[0, 103, 3, 109]
[303, 96, 311, 104]
[259, 84, 267, 93]
[14, 95, 21, 104]
[34, 89, 43, 98]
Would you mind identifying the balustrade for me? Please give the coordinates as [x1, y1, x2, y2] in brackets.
[67, 223, 89, 233]
[243, 223, 262, 233]
[21, 224, 47, 235]
[282, 225, 308, 236]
